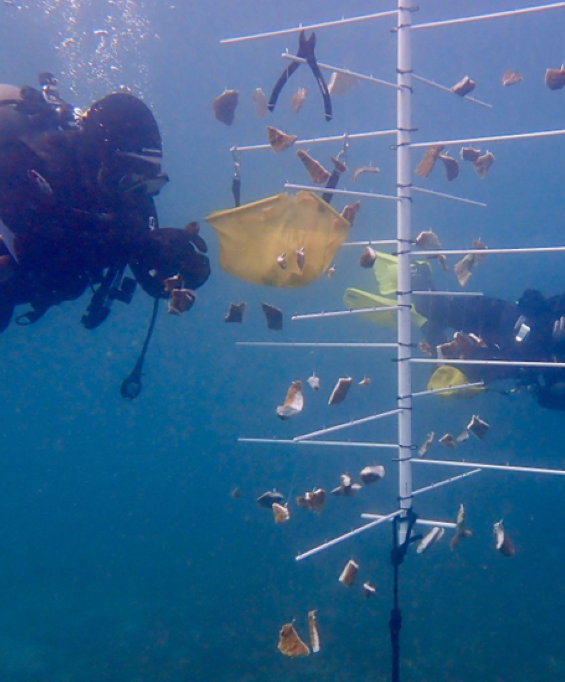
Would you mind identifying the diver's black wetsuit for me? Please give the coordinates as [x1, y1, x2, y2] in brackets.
[0, 80, 210, 332]
[414, 284, 565, 411]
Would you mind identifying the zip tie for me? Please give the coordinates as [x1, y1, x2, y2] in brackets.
[397, 126, 418, 132]
[398, 5, 419, 11]
[397, 394, 413, 401]
[397, 341, 417, 347]
[396, 184, 413, 189]
[398, 494, 414, 501]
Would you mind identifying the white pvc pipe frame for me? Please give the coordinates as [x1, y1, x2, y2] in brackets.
[224, 0, 565, 553]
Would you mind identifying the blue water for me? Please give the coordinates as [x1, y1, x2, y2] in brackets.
[1, 1, 565, 680]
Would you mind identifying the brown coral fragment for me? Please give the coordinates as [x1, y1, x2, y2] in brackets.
[450, 504, 472, 551]
[224, 301, 246, 323]
[262, 303, 283, 330]
[467, 414, 490, 439]
[493, 520, 515, 557]
[360, 465, 385, 484]
[352, 165, 380, 182]
[296, 149, 331, 184]
[415, 230, 442, 251]
[502, 70, 523, 87]
[451, 76, 476, 96]
[439, 433, 456, 449]
[472, 239, 488, 265]
[473, 152, 495, 179]
[328, 71, 359, 96]
[338, 559, 359, 587]
[296, 488, 326, 513]
[418, 431, 435, 457]
[545, 66, 565, 90]
[460, 147, 481, 163]
[278, 623, 310, 657]
[164, 274, 182, 292]
[295, 246, 305, 271]
[252, 87, 268, 118]
[272, 502, 290, 524]
[331, 474, 361, 497]
[439, 153, 459, 181]
[415, 145, 444, 177]
[168, 289, 195, 316]
[276, 380, 304, 420]
[328, 377, 353, 405]
[341, 200, 361, 227]
[359, 246, 377, 269]
[308, 611, 320, 653]
[418, 341, 433, 356]
[455, 254, 476, 288]
[291, 87, 308, 113]
[213, 89, 239, 125]
[330, 156, 348, 174]
[267, 126, 297, 152]
[362, 582, 376, 598]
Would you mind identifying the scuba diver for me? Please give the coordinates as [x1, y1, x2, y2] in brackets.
[0, 74, 210, 397]
[411, 262, 565, 411]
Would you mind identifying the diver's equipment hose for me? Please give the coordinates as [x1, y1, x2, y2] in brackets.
[120, 296, 159, 400]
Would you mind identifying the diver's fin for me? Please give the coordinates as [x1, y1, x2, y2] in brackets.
[343, 287, 427, 328]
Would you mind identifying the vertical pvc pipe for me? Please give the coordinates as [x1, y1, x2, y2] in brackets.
[396, 0, 413, 544]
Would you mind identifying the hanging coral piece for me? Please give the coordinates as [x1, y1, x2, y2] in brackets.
[418, 431, 435, 457]
[307, 373, 320, 391]
[454, 254, 476, 287]
[415, 145, 445, 177]
[252, 87, 268, 118]
[272, 502, 290, 523]
[296, 149, 331, 184]
[291, 87, 308, 113]
[474, 151, 495, 179]
[352, 165, 380, 182]
[359, 465, 385, 484]
[276, 380, 304, 420]
[168, 289, 195, 315]
[439, 433, 456, 448]
[328, 377, 353, 405]
[467, 414, 490, 439]
[267, 126, 297, 152]
[359, 246, 377, 268]
[415, 230, 442, 251]
[438, 153, 459, 181]
[338, 559, 359, 587]
[328, 71, 359, 95]
[493, 520, 516, 556]
[296, 487, 326, 513]
[224, 301, 246, 323]
[308, 611, 320, 653]
[262, 303, 283, 330]
[460, 147, 481, 162]
[417, 526, 445, 554]
[341, 200, 361, 227]
[545, 66, 565, 90]
[278, 623, 310, 657]
[450, 504, 472, 551]
[451, 76, 476, 96]
[502, 70, 523, 87]
[213, 89, 239, 125]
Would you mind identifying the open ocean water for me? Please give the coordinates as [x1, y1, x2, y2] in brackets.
[0, 1, 565, 680]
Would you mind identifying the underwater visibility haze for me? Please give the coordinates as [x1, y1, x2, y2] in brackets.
[1, 1, 565, 680]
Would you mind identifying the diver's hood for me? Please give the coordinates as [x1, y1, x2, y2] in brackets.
[81, 93, 163, 173]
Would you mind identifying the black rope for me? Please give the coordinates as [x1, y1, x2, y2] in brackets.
[389, 509, 419, 682]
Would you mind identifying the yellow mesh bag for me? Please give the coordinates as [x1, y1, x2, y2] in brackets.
[205, 191, 350, 288]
